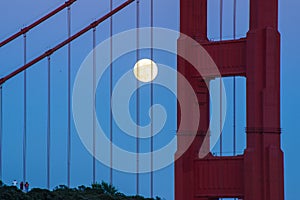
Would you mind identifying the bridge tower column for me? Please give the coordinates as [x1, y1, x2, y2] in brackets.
[176, 0, 211, 200]
[245, 0, 283, 199]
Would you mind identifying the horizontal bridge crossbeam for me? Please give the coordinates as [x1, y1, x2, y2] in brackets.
[194, 155, 244, 198]
[198, 38, 247, 78]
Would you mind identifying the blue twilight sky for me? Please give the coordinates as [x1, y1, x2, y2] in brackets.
[0, 0, 299, 200]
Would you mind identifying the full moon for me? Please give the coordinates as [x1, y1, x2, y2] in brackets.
[133, 59, 158, 83]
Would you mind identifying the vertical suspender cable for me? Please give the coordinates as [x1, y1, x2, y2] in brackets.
[233, 0, 237, 156]
[92, 27, 96, 184]
[150, 0, 154, 198]
[0, 84, 3, 180]
[220, 0, 223, 42]
[23, 33, 27, 183]
[219, 4, 224, 199]
[67, 5, 71, 188]
[233, 2, 237, 198]
[233, 0, 237, 40]
[109, 0, 113, 186]
[219, 0, 223, 157]
[136, 0, 140, 195]
[233, 7, 237, 200]
[233, 78, 236, 155]
[47, 56, 51, 189]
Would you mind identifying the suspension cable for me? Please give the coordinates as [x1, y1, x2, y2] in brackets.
[233, 0, 237, 157]
[109, 0, 113, 186]
[92, 27, 97, 185]
[0, 1, 134, 85]
[219, 0, 223, 157]
[233, 0, 237, 40]
[220, 0, 223, 42]
[0, 84, 3, 180]
[136, 0, 140, 195]
[233, 78, 236, 156]
[233, 5, 237, 200]
[67, 5, 71, 188]
[47, 56, 51, 189]
[150, 0, 154, 198]
[23, 33, 27, 183]
[0, 0, 77, 48]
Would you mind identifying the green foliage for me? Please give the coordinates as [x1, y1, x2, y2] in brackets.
[0, 180, 161, 200]
[100, 181, 118, 196]
[0, 185, 28, 200]
[27, 188, 53, 200]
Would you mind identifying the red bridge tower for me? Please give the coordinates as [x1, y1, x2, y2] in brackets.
[175, 0, 284, 199]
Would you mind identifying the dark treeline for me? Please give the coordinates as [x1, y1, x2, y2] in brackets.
[0, 180, 163, 200]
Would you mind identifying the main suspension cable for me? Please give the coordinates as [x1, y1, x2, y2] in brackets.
[0, 0, 77, 48]
[0, 0, 134, 85]
[0, 84, 3, 180]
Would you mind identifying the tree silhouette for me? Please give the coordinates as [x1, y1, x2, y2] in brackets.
[100, 181, 118, 196]
[0, 180, 161, 200]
